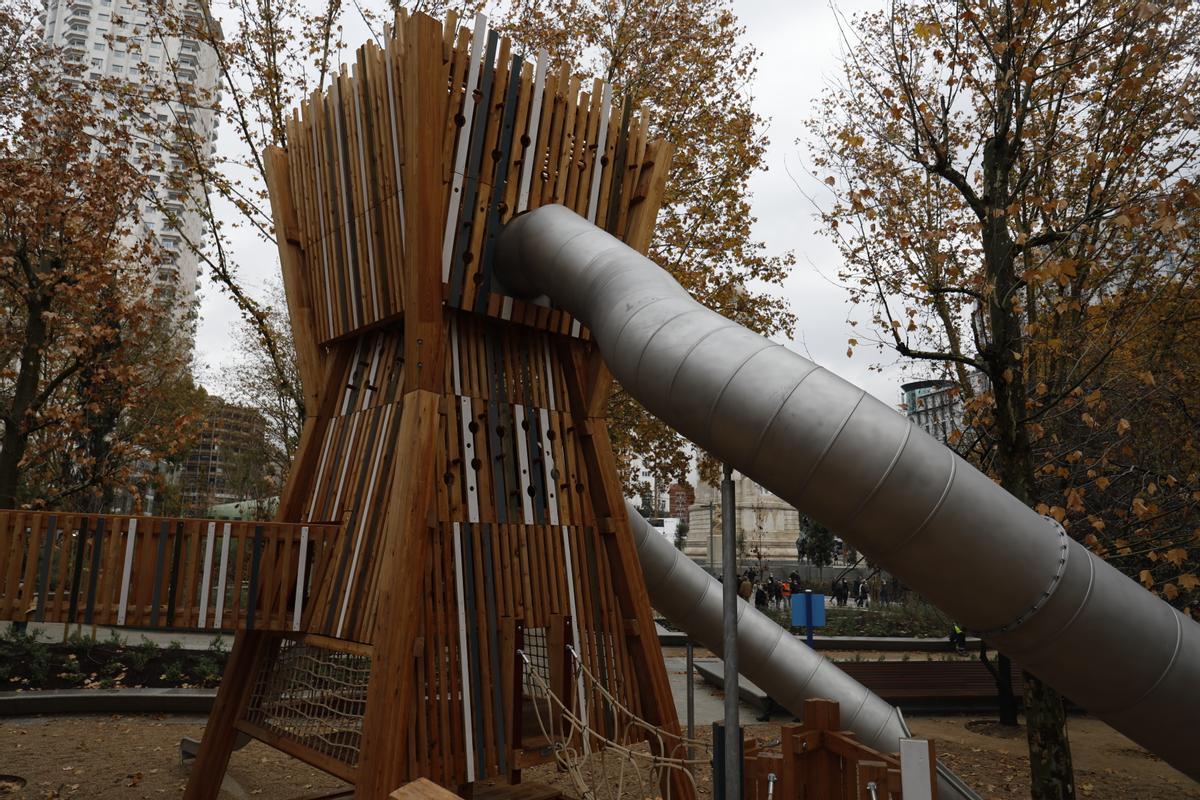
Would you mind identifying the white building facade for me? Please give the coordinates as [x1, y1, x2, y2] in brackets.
[41, 0, 220, 325]
[684, 472, 803, 568]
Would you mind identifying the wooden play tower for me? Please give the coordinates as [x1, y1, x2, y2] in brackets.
[0, 10, 686, 797]
[188, 10, 682, 799]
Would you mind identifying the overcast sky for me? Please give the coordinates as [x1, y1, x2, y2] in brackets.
[193, 0, 917, 409]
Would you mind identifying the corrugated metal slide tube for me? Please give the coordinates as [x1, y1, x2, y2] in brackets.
[626, 502, 979, 800]
[496, 204, 1200, 780]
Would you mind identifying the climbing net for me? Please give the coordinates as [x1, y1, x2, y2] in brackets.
[243, 637, 371, 767]
[519, 646, 711, 800]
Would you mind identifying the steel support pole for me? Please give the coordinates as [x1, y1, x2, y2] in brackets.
[721, 463, 739, 800]
[686, 638, 696, 772]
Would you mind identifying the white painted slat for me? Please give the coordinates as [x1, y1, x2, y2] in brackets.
[539, 409, 559, 525]
[452, 522, 476, 782]
[116, 518, 138, 626]
[517, 49, 549, 213]
[461, 396, 480, 524]
[293, 526, 309, 632]
[586, 82, 612, 223]
[442, 14, 488, 281]
[197, 521, 216, 628]
[514, 404, 534, 524]
[214, 523, 232, 628]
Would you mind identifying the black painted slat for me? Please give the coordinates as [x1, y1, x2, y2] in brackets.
[67, 518, 89, 626]
[484, 324, 509, 523]
[479, 522, 508, 773]
[83, 518, 105, 625]
[448, 31, 500, 309]
[165, 521, 184, 627]
[150, 520, 169, 627]
[473, 52, 525, 314]
[34, 515, 57, 623]
[246, 524, 264, 631]
[460, 524, 488, 777]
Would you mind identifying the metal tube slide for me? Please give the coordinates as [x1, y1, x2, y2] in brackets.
[626, 502, 979, 800]
[496, 204, 1200, 780]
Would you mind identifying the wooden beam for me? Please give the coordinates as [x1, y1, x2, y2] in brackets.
[182, 630, 274, 800]
[402, 11, 448, 395]
[264, 145, 324, 414]
[355, 17, 448, 794]
[389, 778, 461, 800]
[237, 718, 359, 784]
[354, 388, 443, 798]
[622, 139, 673, 253]
[275, 342, 354, 522]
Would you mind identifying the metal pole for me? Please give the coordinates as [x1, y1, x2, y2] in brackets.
[721, 463, 740, 800]
[805, 589, 815, 647]
[686, 638, 695, 771]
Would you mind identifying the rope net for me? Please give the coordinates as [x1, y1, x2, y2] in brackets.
[244, 637, 371, 766]
[520, 646, 711, 800]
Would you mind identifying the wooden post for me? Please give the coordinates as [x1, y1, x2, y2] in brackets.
[182, 630, 273, 800]
[801, 699, 840, 800]
[263, 146, 324, 411]
[779, 725, 799, 800]
[858, 761, 890, 800]
[353, 389, 442, 799]
[354, 12, 447, 799]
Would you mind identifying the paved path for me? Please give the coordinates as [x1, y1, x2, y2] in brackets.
[661, 654, 785, 735]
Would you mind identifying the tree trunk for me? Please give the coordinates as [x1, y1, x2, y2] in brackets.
[997, 653, 1019, 726]
[982, 129, 1076, 799]
[0, 295, 49, 509]
[1025, 671, 1075, 799]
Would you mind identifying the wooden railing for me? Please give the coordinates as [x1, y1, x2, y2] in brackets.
[0, 510, 343, 633]
[743, 699, 938, 800]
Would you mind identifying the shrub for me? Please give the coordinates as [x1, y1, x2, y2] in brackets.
[191, 656, 221, 687]
[64, 630, 99, 660]
[127, 636, 159, 672]
[161, 661, 186, 683]
[0, 625, 52, 686]
[58, 654, 86, 686]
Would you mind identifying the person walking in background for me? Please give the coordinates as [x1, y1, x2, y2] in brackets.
[738, 573, 753, 602]
[781, 578, 792, 611]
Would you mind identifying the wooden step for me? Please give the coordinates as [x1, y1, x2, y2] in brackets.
[472, 782, 565, 800]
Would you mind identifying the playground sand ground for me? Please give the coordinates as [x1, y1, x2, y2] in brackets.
[0, 714, 1196, 799]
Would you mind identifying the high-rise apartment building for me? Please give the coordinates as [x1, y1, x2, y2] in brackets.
[901, 379, 962, 444]
[900, 372, 988, 442]
[180, 395, 271, 514]
[40, 0, 220, 324]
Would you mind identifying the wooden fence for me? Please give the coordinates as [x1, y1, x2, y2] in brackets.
[0, 509, 343, 633]
[743, 699, 937, 800]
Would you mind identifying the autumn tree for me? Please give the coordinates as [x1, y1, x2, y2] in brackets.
[808, 1, 1200, 797]
[222, 279, 304, 483]
[0, 1, 201, 511]
[453, 0, 798, 493]
[107, 0, 363, 435]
